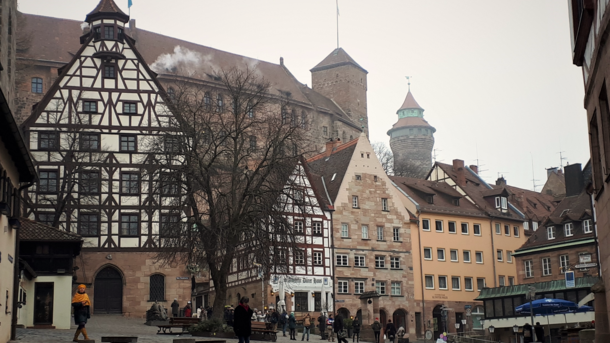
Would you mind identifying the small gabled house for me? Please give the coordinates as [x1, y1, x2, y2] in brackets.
[16, 218, 82, 329]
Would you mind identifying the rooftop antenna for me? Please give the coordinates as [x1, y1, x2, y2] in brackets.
[530, 153, 541, 192]
[433, 148, 442, 163]
[336, 0, 340, 49]
[559, 151, 567, 170]
[406, 76, 412, 91]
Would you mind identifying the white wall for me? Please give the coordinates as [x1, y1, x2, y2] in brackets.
[19, 276, 75, 329]
[0, 215, 16, 343]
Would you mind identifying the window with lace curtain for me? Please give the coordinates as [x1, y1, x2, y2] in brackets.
[149, 274, 165, 301]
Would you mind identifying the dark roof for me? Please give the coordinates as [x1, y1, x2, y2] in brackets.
[86, 0, 129, 23]
[310, 48, 367, 74]
[19, 13, 362, 133]
[0, 87, 36, 182]
[503, 185, 556, 223]
[307, 138, 359, 203]
[19, 218, 82, 242]
[516, 190, 593, 251]
[390, 176, 488, 218]
[476, 276, 600, 300]
[397, 90, 423, 112]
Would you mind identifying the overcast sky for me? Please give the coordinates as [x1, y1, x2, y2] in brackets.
[19, 0, 588, 191]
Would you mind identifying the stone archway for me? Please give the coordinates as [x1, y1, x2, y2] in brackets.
[94, 266, 123, 314]
[393, 309, 408, 331]
[379, 309, 387, 327]
[432, 305, 444, 339]
[338, 307, 350, 319]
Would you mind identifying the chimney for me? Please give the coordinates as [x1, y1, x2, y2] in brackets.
[546, 167, 558, 178]
[324, 138, 341, 157]
[453, 159, 466, 187]
[280, 57, 284, 66]
[469, 165, 478, 174]
[564, 163, 584, 197]
[128, 19, 138, 44]
[496, 176, 507, 186]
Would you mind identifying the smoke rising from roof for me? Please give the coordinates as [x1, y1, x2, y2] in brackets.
[80, 22, 89, 30]
[150, 45, 216, 77]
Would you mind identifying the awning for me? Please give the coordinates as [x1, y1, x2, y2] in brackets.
[475, 276, 600, 300]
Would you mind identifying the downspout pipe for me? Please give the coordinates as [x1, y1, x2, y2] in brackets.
[321, 176, 336, 314]
[11, 180, 35, 340]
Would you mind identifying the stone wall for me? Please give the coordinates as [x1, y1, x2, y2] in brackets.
[514, 244, 598, 284]
[390, 134, 434, 179]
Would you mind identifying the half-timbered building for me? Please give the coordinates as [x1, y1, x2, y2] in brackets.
[21, 0, 192, 317]
[217, 158, 334, 314]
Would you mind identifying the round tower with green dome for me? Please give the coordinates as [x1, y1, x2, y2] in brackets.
[387, 89, 436, 178]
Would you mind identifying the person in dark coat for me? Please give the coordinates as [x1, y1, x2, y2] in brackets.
[385, 320, 397, 343]
[333, 314, 348, 343]
[318, 313, 327, 339]
[171, 298, 180, 317]
[371, 318, 382, 343]
[234, 297, 254, 343]
[280, 310, 288, 336]
[352, 319, 361, 343]
[289, 312, 297, 340]
[534, 322, 545, 342]
[71, 284, 91, 342]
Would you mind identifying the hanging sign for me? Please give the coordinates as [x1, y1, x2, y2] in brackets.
[565, 271, 575, 288]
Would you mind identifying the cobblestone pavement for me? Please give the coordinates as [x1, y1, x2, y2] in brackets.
[10, 315, 379, 343]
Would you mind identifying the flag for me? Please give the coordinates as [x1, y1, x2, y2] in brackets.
[128, 0, 133, 8]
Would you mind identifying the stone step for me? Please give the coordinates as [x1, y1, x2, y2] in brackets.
[101, 337, 138, 343]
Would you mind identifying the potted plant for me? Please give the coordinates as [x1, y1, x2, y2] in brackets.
[189, 319, 235, 338]
[344, 318, 353, 338]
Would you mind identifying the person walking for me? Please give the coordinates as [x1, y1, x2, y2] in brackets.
[318, 313, 327, 340]
[534, 322, 545, 342]
[185, 302, 192, 318]
[301, 313, 312, 341]
[385, 320, 397, 343]
[281, 310, 288, 336]
[352, 319, 361, 343]
[71, 284, 91, 342]
[171, 298, 180, 318]
[333, 314, 348, 343]
[270, 309, 280, 331]
[234, 297, 254, 343]
[371, 318, 382, 343]
[326, 314, 335, 342]
[289, 312, 297, 340]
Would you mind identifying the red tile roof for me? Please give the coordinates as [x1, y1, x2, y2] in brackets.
[19, 218, 82, 242]
[310, 48, 367, 73]
[398, 91, 423, 111]
[388, 117, 435, 133]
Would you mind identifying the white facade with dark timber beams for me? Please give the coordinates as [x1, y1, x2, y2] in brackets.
[21, 0, 192, 316]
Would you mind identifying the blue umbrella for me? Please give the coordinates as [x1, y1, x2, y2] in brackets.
[575, 305, 594, 313]
[515, 298, 578, 315]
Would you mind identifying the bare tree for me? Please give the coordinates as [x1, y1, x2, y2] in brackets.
[147, 67, 311, 319]
[24, 99, 107, 229]
[372, 141, 394, 175]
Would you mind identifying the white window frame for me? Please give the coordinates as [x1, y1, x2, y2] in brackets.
[495, 197, 501, 208]
[341, 223, 349, 238]
[451, 276, 461, 290]
[313, 221, 322, 235]
[313, 252, 323, 265]
[499, 276, 505, 286]
[450, 249, 458, 262]
[354, 281, 365, 294]
[514, 226, 520, 237]
[495, 223, 501, 234]
[448, 221, 457, 233]
[525, 260, 533, 278]
[352, 195, 359, 208]
[336, 254, 348, 266]
[501, 197, 508, 210]
[437, 248, 446, 261]
[547, 226, 555, 240]
[524, 221, 529, 231]
[422, 219, 431, 231]
[391, 281, 401, 295]
[533, 222, 539, 231]
[475, 251, 483, 264]
[338, 281, 349, 294]
[361, 225, 369, 239]
[393, 227, 400, 241]
[473, 224, 481, 236]
[583, 220, 592, 233]
[463, 250, 471, 263]
[564, 223, 574, 237]
[438, 276, 448, 290]
[354, 255, 365, 267]
[390, 256, 400, 269]
[542, 257, 552, 276]
[294, 220, 304, 233]
[294, 250, 305, 265]
[465, 277, 473, 291]
[509, 276, 515, 286]
[560, 254, 569, 274]
[504, 225, 510, 236]
[382, 198, 389, 211]
[375, 281, 386, 295]
[461, 222, 469, 235]
[497, 249, 503, 262]
[425, 275, 435, 289]
[377, 226, 384, 240]
[435, 220, 443, 232]
[424, 247, 432, 260]
[476, 278, 486, 291]
[507, 251, 513, 263]
[375, 256, 385, 268]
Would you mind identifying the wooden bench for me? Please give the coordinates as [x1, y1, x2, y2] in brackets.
[251, 322, 277, 342]
[157, 317, 200, 334]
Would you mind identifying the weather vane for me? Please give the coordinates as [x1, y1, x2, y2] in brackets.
[406, 76, 412, 91]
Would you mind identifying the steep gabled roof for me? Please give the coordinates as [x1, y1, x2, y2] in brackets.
[306, 138, 359, 203]
[310, 48, 367, 74]
[20, 218, 82, 242]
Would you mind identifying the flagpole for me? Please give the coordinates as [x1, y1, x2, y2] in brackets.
[336, 0, 339, 49]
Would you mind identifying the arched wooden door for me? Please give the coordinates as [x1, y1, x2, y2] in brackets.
[94, 266, 123, 314]
[432, 305, 443, 339]
[393, 309, 407, 331]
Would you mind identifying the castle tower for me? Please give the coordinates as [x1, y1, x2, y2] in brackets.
[311, 48, 369, 136]
[387, 89, 436, 178]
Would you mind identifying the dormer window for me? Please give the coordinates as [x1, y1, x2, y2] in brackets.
[426, 196, 433, 204]
[564, 223, 574, 237]
[495, 196, 508, 211]
[452, 198, 459, 206]
[547, 226, 555, 240]
[104, 25, 115, 40]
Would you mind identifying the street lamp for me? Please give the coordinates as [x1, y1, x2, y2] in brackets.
[488, 325, 495, 333]
[513, 324, 519, 343]
[461, 319, 467, 336]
